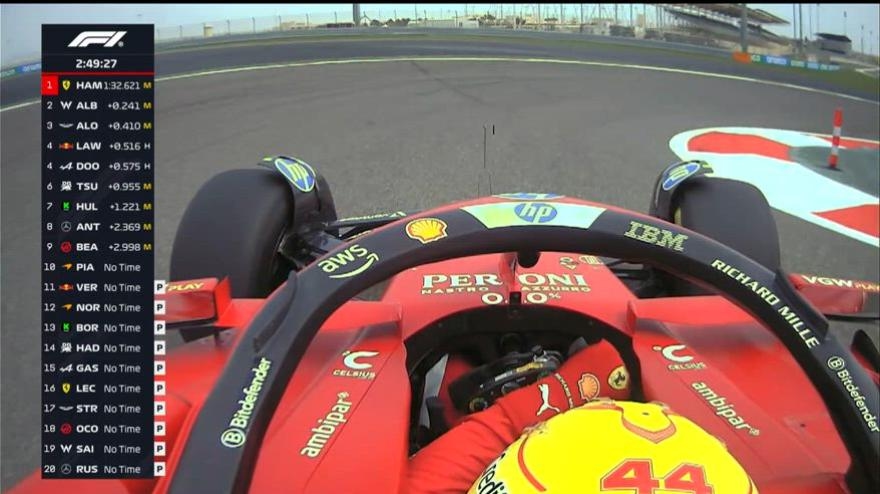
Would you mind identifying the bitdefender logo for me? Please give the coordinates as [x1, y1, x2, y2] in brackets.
[68, 31, 126, 48]
[219, 357, 272, 448]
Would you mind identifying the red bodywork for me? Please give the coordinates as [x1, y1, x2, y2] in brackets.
[12, 246, 879, 493]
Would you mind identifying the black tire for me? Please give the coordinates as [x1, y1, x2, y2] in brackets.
[170, 169, 294, 300]
[667, 177, 781, 295]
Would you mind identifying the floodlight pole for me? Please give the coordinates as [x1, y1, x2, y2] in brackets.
[807, 4, 812, 40]
[740, 3, 748, 53]
[798, 3, 803, 48]
[656, 5, 661, 34]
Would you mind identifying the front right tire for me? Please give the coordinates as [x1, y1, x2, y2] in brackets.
[664, 177, 781, 295]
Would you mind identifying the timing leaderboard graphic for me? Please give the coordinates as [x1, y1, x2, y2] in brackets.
[41, 25, 161, 479]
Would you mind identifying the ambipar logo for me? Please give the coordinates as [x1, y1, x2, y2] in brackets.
[68, 31, 126, 48]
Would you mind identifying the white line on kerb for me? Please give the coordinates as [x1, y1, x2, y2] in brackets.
[2, 56, 878, 113]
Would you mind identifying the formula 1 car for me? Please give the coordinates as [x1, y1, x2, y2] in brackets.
[12, 157, 880, 494]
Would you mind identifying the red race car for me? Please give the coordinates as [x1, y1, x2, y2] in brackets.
[12, 158, 880, 493]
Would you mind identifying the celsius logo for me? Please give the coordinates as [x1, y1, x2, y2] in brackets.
[653, 344, 693, 363]
[68, 31, 126, 48]
[514, 202, 557, 224]
[334, 350, 378, 380]
[342, 350, 378, 370]
[653, 344, 706, 371]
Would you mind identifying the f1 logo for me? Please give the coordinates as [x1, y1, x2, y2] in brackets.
[68, 31, 126, 48]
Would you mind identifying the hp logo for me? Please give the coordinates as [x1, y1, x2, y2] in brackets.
[514, 202, 558, 224]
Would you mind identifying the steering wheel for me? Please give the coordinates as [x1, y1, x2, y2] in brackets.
[168, 196, 879, 494]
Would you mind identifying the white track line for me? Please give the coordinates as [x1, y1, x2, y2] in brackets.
[2, 56, 879, 113]
[0, 99, 40, 112]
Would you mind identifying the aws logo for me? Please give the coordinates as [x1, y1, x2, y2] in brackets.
[319, 244, 378, 279]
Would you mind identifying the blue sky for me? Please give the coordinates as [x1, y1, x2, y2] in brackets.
[2, 4, 879, 66]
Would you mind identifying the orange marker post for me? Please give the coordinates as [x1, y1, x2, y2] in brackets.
[828, 107, 842, 170]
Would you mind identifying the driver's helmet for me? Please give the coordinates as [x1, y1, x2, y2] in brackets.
[468, 400, 758, 494]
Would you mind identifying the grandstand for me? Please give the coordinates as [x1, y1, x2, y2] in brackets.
[660, 3, 791, 48]
[660, 4, 789, 49]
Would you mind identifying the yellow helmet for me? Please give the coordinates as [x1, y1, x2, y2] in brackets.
[469, 400, 757, 494]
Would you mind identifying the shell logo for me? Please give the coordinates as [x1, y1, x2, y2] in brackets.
[406, 218, 448, 244]
[577, 373, 601, 401]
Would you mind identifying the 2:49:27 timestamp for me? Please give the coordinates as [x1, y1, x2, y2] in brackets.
[75, 58, 117, 69]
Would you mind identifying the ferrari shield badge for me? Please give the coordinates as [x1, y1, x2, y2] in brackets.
[274, 157, 316, 193]
[62, 79, 71, 91]
[607, 365, 629, 391]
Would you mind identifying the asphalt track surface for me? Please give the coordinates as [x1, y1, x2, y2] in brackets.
[2, 35, 879, 491]
[3, 34, 880, 106]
